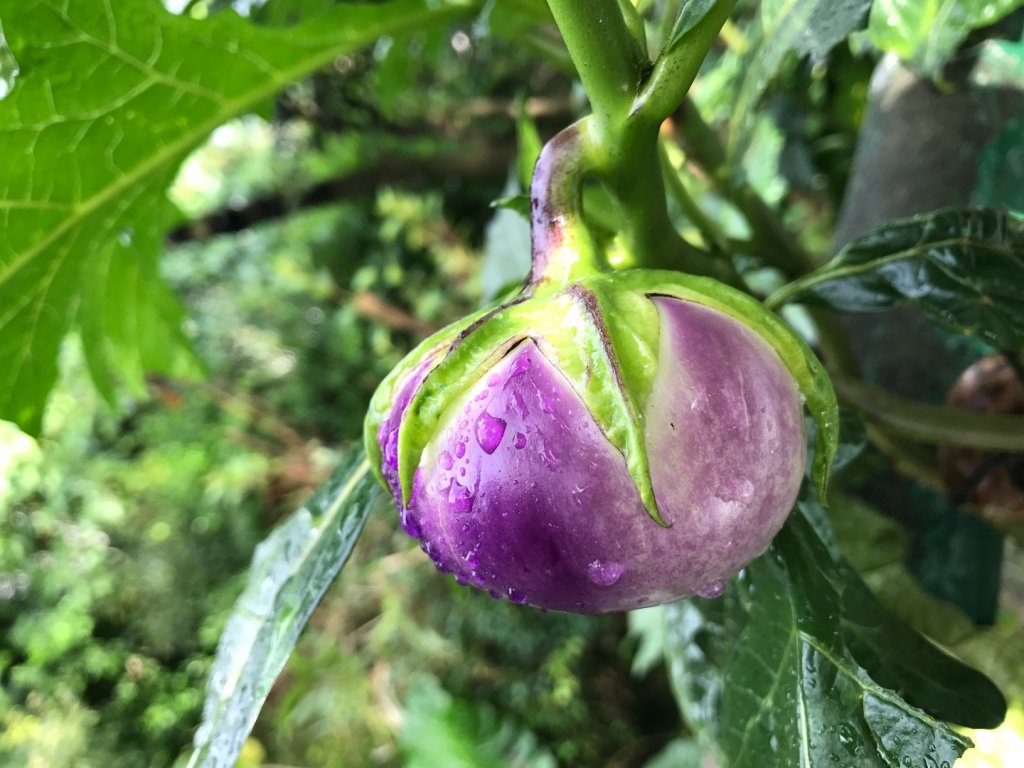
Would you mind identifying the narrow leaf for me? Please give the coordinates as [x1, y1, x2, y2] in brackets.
[188, 448, 379, 768]
[769, 208, 1024, 350]
[665, 0, 718, 51]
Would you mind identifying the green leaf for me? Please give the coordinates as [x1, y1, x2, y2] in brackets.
[515, 98, 543, 192]
[399, 676, 556, 768]
[665, 496, 1006, 768]
[727, 0, 869, 164]
[768, 208, 1024, 350]
[664, 0, 718, 51]
[861, 0, 1023, 77]
[188, 447, 379, 768]
[0, 0, 470, 434]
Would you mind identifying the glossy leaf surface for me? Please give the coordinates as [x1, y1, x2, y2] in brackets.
[188, 448, 379, 768]
[666, 495, 1005, 767]
[772, 208, 1024, 350]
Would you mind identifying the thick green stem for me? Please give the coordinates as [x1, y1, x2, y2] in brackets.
[833, 374, 1024, 452]
[547, 0, 738, 282]
[545, 0, 645, 128]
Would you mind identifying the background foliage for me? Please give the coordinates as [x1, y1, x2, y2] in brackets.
[2, 0, 1024, 766]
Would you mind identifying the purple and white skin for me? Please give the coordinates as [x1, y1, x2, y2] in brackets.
[375, 297, 806, 613]
[369, 120, 817, 613]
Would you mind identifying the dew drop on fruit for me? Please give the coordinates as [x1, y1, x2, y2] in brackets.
[475, 412, 506, 454]
[507, 587, 527, 604]
[455, 440, 466, 459]
[587, 560, 625, 586]
[697, 579, 727, 598]
[463, 550, 480, 570]
[513, 432, 527, 449]
[446, 478, 475, 513]
[439, 451, 454, 470]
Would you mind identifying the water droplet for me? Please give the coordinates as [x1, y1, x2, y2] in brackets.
[587, 560, 625, 586]
[455, 441, 466, 459]
[513, 432, 527, 449]
[461, 523, 472, 533]
[439, 451, 454, 470]
[475, 412, 506, 454]
[488, 589, 502, 600]
[475, 388, 490, 401]
[446, 478, 475, 513]
[117, 228, 134, 247]
[697, 579, 727, 598]
[507, 587, 527, 604]
[454, 573, 468, 586]
[400, 509, 421, 539]
[0, 26, 19, 102]
[463, 550, 480, 569]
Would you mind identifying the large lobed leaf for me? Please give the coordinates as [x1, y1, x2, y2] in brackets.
[768, 208, 1024, 350]
[665, 494, 1006, 768]
[0, 0, 469, 434]
[188, 447, 380, 768]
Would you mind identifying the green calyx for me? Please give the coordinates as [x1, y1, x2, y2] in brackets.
[379, 269, 838, 527]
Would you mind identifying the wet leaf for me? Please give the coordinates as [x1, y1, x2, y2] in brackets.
[771, 208, 1024, 350]
[188, 448, 380, 768]
[665, 493, 1006, 767]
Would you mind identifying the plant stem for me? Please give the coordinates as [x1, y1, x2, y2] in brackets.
[832, 374, 1024, 452]
[528, 121, 604, 289]
[545, 0, 646, 129]
[546, 0, 738, 282]
[632, 0, 738, 128]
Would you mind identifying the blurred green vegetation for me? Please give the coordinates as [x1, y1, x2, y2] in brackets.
[4, 1, 1024, 766]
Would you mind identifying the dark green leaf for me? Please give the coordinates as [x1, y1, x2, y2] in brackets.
[770, 208, 1024, 350]
[188, 448, 380, 768]
[0, 0, 469, 434]
[665, 494, 1005, 767]
[860, 0, 1022, 77]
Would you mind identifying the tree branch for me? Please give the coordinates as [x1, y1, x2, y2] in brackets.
[167, 144, 514, 244]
